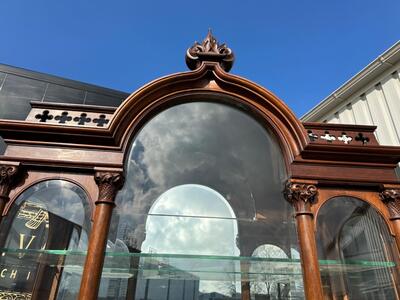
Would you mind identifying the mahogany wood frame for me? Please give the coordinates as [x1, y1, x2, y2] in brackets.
[0, 55, 400, 299]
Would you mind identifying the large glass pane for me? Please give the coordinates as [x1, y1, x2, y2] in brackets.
[0, 74, 46, 102]
[44, 84, 85, 104]
[0, 74, 47, 120]
[103, 101, 303, 299]
[0, 72, 6, 88]
[0, 180, 91, 300]
[317, 196, 400, 299]
[85, 91, 124, 107]
[0, 95, 33, 120]
[0, 137, 5, 155]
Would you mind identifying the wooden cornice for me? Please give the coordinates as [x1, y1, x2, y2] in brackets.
[1, 59, 400, 183]
[0, 61, 309, 163]
[300, 143, 400, 165]
[0, 120, 114, 146]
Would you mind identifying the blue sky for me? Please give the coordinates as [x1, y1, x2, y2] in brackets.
[1, 1, 399, 116]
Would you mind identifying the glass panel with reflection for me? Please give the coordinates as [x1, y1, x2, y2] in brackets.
[0, 180, 91, 300]
[103, 101, 302, 299]
[316, 196, 400, 299]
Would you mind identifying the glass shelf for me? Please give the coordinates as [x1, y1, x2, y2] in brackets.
[0, 248, 396, 282]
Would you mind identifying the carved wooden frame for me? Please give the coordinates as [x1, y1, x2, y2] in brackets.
[4, 173, 96, 219]
[0, 32, 399, 300]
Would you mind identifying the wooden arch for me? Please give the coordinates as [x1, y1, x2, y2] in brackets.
[110, 61, 308, 165]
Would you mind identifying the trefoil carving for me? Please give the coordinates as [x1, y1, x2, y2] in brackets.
[320, 132, 336, 142]
[338, 133, 352, 144]
[307, 130, 318, 141]
[355, 133, 369, 145]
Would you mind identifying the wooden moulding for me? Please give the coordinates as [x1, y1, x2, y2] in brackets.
[0, 61, 400, 188]
[0, 60, 309, 170]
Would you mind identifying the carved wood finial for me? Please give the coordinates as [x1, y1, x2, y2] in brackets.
[94, 171, 124, 205]
[380, 189, 400, 220]
[0, 164, 20, 201]
[285, 182, 318, 216]
[186, 29, 235, 72]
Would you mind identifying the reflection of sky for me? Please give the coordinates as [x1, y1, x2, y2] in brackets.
[105, 102, 300, 297]
[141, 184, 240, 295]
[15, 180, 88, 227]
[142, 184, 239, 256]
[149, 184, 236, 218]
[110, 102, 294, 256]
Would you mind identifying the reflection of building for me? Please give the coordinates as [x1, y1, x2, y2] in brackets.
[135, 278, 199, 300]
[0, 32, 400, 300]
[199, 292, 240, 300]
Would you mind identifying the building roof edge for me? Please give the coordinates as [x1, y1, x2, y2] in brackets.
[0, 63, 130, 98]
[301, 40, 400, 122]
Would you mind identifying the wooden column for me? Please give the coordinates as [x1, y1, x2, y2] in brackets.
[240, 260, 251, 300]
[379, 189, 400, 299]
[0, 162, 21, 223]
[380, 189, 400, 251]
[285, 181, 323, 300]
[79, 170, 124, 300]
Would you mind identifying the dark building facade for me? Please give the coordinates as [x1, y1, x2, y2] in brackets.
[0, 63, 129, 154]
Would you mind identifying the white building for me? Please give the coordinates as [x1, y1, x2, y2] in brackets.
[302, 41, 400, 146]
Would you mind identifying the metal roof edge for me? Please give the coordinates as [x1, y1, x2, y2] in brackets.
[0, 63, 130, 98]
[301, 40, 400, 122]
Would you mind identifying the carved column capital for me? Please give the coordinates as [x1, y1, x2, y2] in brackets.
[94, 171, 124, 205]
[380, 189, 400, 220]
[0, 164, 21, 202]
[285, 182, 318, 216]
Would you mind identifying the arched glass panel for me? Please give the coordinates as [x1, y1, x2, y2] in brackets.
[316, 196, 400, 299]
[103, 101, 303, 299]
[142, 184, 239, 256]
[0, 180, 91, 300]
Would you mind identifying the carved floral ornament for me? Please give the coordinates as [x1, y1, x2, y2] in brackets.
[186, 29, 235, 72]
[0, 165, 20, 200]
[94, 172, 125, 205]
[285, 182, 318, 215]
[380, 189, 400, 220]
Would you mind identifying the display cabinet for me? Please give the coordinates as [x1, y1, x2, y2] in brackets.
[0, 31, 399, 300]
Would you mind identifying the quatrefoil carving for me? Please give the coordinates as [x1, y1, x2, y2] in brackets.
[320, 132, 336, 142]
[338, 133, 352, 144]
